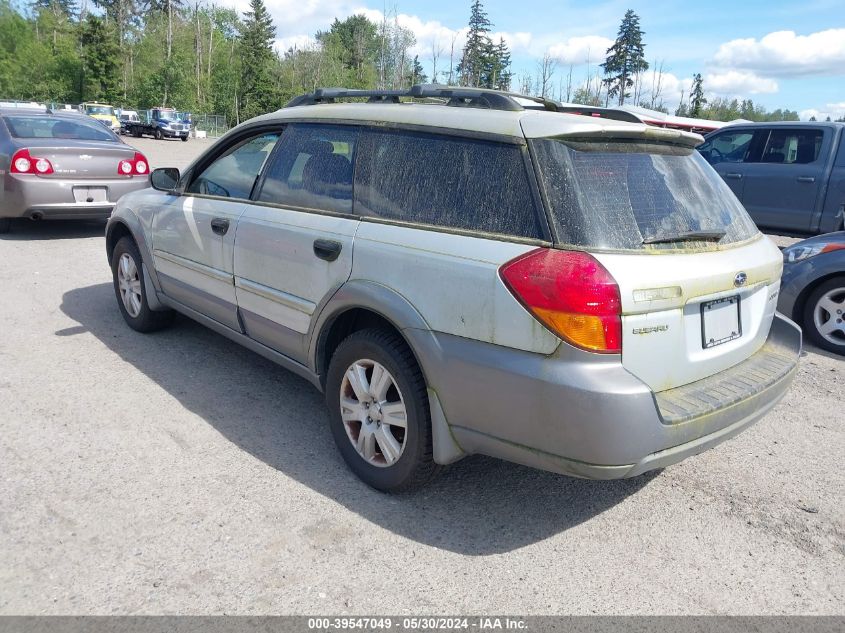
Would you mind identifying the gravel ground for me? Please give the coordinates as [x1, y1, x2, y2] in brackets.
[0, 137, 842, 615]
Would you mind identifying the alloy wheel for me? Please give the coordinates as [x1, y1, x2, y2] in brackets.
[339, 359, 408, 467]
[813, 287, 845, 346]
[117, 253, 143, 318]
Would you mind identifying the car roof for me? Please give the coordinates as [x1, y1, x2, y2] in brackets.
[0, 108, 93, 119]
[720, 120, 845, 129]
[255, 102, 704, 146]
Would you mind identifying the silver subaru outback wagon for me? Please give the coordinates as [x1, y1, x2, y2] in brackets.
[105, 86, 802, 491]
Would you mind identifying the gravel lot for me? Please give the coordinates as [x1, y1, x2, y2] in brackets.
[0, 137, 842, 615]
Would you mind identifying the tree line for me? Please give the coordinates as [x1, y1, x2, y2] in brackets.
[0, 0, 829, 125]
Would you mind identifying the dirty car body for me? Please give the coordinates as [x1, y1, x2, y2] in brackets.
[0, 109, 150, 232]
[105, 86, 802, 491]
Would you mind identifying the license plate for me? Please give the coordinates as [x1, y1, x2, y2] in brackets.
[701, 295, 742, 349]
[73, 187, 108, 203]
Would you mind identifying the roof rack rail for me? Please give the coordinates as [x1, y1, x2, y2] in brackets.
[549, 104, 644, 124]
[285, 84, 563, 112]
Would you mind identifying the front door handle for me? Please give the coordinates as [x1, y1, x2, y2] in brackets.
[210, 217, 230, 235]
[724, 172, 742, 180]
[797, 176, 816, 183]
[313, 239, 342, 262]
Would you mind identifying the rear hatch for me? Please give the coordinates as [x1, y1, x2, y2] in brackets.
[528, 130, 783, 392]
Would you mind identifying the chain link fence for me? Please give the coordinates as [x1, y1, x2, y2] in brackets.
[192, 114, 229, 137]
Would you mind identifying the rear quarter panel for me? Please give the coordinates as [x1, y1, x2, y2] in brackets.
[350, 221, 560, 355]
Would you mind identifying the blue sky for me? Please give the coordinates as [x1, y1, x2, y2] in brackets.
[251, 0, 845, 119]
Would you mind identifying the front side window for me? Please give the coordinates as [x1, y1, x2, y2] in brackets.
[698, 130, 754, 165]
[186, 131, 280, 199]
[355, 129, 542, 239]
[533, 138, 759, 251]
[760, 129, 823, 164]
[256, 124, 358, 214]
[3, 116, 116, 141]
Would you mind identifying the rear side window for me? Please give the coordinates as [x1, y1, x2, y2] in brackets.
[532, 139, 759, 251]
[760, 129, 823, 164]
[257, 123, 358, 214]
[3, 115, 116, 142]
[355, 129, 542, 239]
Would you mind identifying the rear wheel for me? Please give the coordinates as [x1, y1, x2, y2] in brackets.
[111, 237, 174, 333]
[325, 328, 440, 492]
[0, 218, 10, 234]
[802, 276, 845, 355]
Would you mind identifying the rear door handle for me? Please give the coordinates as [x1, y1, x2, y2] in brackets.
[313, 239, 342, 262]
[797, 176, 816, 183]
[210, 218, 230, 235]
[724, 172, 742, 180]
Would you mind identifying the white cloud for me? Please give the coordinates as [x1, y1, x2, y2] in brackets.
[799, 102, 845, 121]
[547, 35, 613, 65]
[274, 34, 316, 53]
[713, 28, 845, 77]
[704, 70, 779, 95]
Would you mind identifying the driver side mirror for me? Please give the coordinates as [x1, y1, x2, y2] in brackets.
[150, 167, 180, 192]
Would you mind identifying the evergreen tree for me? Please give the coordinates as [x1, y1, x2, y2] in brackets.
[80, 15, 120, 101]
[689, 73, 706, 117]
[408, 54, 426, 85]
[238, 0, 276, 120]
[601, 9, 648, 106]
[490, 36, 511, 90]
[456, 0, 491, 87]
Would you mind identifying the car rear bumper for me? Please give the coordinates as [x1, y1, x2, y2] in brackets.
[409, 313, 801, 478]
[1, 174, 149, 220]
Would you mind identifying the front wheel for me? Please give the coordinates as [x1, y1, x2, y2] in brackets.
[154, 128, 163, 140]
[111, 237, 174, 333]
[180, 135, 188, 142]
[802, 276, 845, 355]
[325, 328, 441, 492]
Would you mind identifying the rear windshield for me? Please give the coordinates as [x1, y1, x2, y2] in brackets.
[85, 106, 114, 116]
[531, 139, 759, 251]
[3, 116, 117, 141]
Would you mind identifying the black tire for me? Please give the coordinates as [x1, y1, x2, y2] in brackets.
[111, 236, 175, 333]
[801, 276, 845, 355]
[154, 128, 163, 140]
[0, 218, 10, 234]
[133, 127, 141, 138]
[325, 328, 441, 492]
[181, 135, 188, 142]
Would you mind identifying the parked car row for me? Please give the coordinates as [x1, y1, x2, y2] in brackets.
[3, 87, 840, 493]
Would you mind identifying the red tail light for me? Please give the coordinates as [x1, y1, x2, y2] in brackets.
[118, 152, 149, 176]
[10, 149, 54, 175]
[499, 248, 622, 353]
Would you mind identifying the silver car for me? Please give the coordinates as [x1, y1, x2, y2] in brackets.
[0, 108, 151, 234]
[105, 86, 802, 491]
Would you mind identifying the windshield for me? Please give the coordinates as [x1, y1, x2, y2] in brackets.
[85, 105, 114, 116]
[3, 116, 117, 141]
[155, 111, 178, 121]
[531, 139, 759, 251]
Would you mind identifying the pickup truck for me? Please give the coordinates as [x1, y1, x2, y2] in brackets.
[125, 108, 190, 141]
[698, 121, 845, 234]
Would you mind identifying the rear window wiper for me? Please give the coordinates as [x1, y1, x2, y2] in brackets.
[642, 230, 727, 245]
